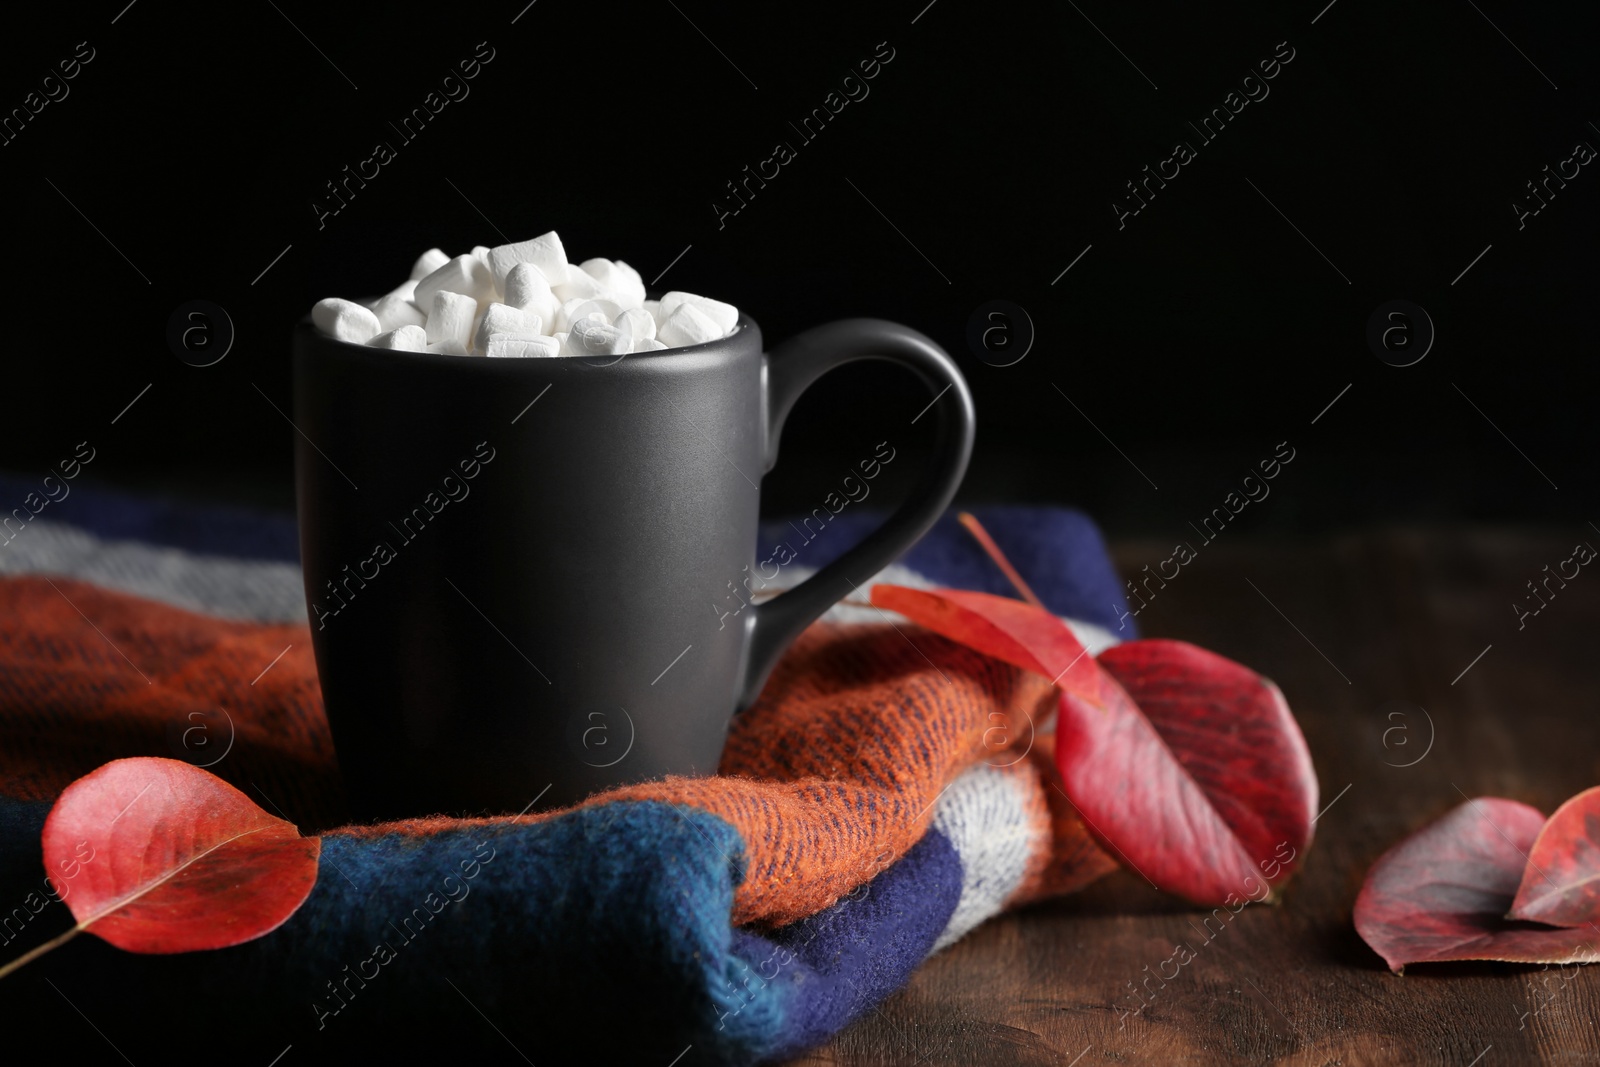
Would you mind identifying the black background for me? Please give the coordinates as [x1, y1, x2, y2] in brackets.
[2, 0, 1595, 540]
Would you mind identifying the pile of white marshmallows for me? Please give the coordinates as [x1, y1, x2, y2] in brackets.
[310, 231, 739, 358]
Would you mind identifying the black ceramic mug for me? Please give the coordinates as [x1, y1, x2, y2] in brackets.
[293, 312, 974, 819]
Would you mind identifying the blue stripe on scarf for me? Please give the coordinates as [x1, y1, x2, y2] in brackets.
[0, 796, 962, 1064]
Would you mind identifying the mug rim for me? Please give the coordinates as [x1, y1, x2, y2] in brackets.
[297, 302, 758, 368]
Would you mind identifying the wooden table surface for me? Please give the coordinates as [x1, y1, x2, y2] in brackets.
[790, 527, 1600, 1066]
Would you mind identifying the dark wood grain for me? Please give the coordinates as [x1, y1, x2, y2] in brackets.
[789, 527, 1600, 1066]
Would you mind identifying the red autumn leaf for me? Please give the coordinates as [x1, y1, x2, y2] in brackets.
[869, 586, 1104, 705]
[869, 585, 1318, 905]
[1354, 797, 1600, 973]
[0, 757, 320, 979]
[1088, 640, 1317, 899]
[1509, 786, 1600, 927]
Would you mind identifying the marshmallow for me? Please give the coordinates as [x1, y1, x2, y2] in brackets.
[613, 261, 647, 307]
[569, 317, 630, 358]
[504, 261, 561, 324]
[656, 302, 724, 348]
[660, 291, 738, 334]
[578, 258, 646, 309]
[426, 291, 479, 349]
[615, 306, 656, 343]
[552, 263, 613, 303]
[320, 234, 743, 356]
[371, 282, 426, 332]
[553, 296, 623, 334]
[487, 232, 567, 292]
[694, 297, 739, 333]
[410, 247, 449, 280]
[474, 303, 537, 354]
[573, 297, 624, 330]
[311, 298, 382, 344]
[552, 298, 584, 334]
[413, 254, 497, 313]
[486, 334, 561, 358]
[368, 325, 428, 351]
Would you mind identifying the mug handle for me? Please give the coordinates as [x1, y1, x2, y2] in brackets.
[737, 318, 976, 709]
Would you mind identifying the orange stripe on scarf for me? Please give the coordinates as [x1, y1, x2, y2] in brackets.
[0, 576, 343, 825]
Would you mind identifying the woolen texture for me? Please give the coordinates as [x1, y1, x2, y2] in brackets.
[0, 482, 1132, 1063]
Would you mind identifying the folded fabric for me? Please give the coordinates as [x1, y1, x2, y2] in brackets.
[0, 479, 1134, 1063]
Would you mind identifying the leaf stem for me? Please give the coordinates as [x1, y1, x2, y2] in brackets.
[0, 923, 85, 981]
[957, 512, 1045, 608]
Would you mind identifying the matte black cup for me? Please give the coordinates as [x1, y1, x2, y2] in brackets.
[293, 312, 974, 819]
